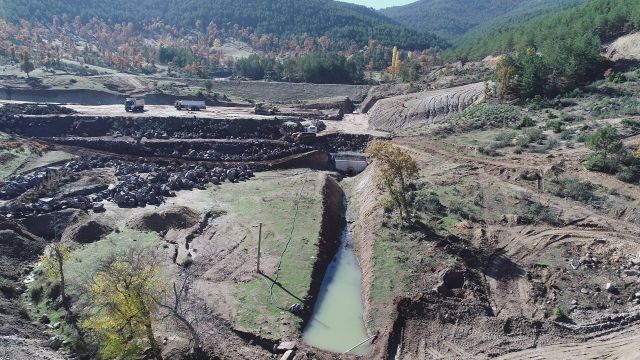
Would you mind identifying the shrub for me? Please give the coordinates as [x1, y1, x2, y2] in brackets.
[552, 305, 565, 320]
[519, 200, 560, 225]
[30, 286, 43, 303]
[548, 120, 564, 133]
[522, 128, 545, 143]
[452, 104, 523, 131]
[517, 115, 535, 129]
[621, 118, 640, 129]
[47, 282, 62, 301]
[608, 72, 628, 84]
[448, 199, 480, 222]
[586, 125, 624, 156]
[413, 191, 444, 214]
[576, 132, 588, 143]
[549, 178, 596, 203]
[566, 88, 582, 98]
[585, 153, 619, 174]
[616, 167, 639, 183]
[560, 130, 572, 140]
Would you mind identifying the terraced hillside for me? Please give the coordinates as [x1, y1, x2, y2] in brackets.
[368, 82, 484, 131]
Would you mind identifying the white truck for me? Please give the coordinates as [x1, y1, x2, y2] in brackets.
[175, 100, 206, 111]
[124, 98, 145, 112]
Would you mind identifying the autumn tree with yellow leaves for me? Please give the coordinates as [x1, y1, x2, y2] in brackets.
[84, 248, 165, 360]
[391, 46, 402, 78]
[365, 140, 419, 221]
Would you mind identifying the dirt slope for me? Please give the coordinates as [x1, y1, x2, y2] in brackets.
[368, 82, 484, 132]
[606, 32, 640, 61]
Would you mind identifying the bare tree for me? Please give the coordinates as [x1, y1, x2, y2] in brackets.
[154, 266, 207, 359]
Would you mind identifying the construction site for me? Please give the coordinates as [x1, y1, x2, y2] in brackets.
[0, 57, 639, 360]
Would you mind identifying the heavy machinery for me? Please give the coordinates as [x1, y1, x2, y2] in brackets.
[125, 97, 145, 112]
[175, 100, 206, 111]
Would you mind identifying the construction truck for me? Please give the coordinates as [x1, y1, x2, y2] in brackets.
[175, 100, 206, 111]
[125, 97, 145, 112]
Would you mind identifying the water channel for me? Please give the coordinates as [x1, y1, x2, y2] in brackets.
[303, 201, 372, 355]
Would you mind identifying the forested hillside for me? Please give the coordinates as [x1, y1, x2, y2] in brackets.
[448, 0, 640, 61]
[381, 0, 585, 41]
[447, 0, 640, 100]
[0, 0, 445, 50]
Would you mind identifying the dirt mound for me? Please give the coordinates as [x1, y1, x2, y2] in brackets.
[368, 82, 484, 131]
[606, 32, 640, 61]
[0, 152, 16, 165]
[0, 103, 76, 116]
[62, 220, 113, 244]
[19, 209, 87, 239]
[127, 206, 200, 233]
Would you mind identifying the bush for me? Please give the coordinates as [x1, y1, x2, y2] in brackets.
[30, 286, 43, 303]
[621, 118, 640, 129]
[519, 200, 560, 225]
[413, 191, 444, 214]
[522, 128, 545, 143]
[549, 178, 596, 203]
[552, 305, 566, 320]
[517, 115, 535, 129]
[585, 153, 619, 174]
[566, 88, 582, 98]
[448, 199, 480, 221]
[47, 282, 62, 301]
[559, 130, 572, 140]
[452, 104, 523, 131]
[616, 167, 640, 183]
[548, 120, 564, 133]
[608, 72, 628, 84]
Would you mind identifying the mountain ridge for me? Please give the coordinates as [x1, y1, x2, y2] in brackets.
[0, 0, 446, 50]
[381, 0, 586, 41]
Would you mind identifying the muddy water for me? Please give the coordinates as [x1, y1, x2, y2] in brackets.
[303, 212, 372, 355]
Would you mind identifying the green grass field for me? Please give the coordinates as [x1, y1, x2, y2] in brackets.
[208, 170, 326, 337]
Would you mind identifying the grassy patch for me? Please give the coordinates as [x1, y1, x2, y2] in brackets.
[64, 228, 159, 287]
[0, 147, 34, 180]
[208, 170, 325, 336]
[368, 227, 413, 327]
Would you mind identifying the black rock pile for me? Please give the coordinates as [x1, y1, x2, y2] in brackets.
[0, 103, 76, 116]
[0, 169, 55, 200]
[0, 158, 259, 218]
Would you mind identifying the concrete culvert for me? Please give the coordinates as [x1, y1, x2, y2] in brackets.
[127, 206, 200, 233]
[62, 220, 114, 244]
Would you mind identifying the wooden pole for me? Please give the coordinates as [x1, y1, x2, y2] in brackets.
[257, 223, 262, 273]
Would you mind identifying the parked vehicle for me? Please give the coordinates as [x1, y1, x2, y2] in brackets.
[125, 98, 144, 112]
[175, 100, 206, 111]
[292, 132, 317, 144]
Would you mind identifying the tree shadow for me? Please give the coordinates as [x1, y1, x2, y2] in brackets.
[259, 272, 304, 304]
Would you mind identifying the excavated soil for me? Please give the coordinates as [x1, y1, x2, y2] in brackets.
[368, 82, 484, 131]
[606, 32, 640, 61]
[0, 221, 48, 340]
[127, 206, 200, 233]
[61, 219, 114, 243]
[340, 118, 640, 359]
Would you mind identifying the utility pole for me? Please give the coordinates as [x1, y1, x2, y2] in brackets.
[256, 223, 262, 274]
